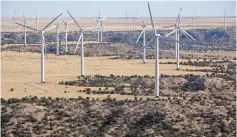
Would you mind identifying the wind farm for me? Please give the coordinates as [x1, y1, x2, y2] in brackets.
[1, 1, 236, 137]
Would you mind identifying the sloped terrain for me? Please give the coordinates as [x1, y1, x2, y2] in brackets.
[1, 76, 235, 137]
[1, 27, 236, 52]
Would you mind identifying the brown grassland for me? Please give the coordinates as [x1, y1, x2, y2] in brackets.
[2, 51, 213, 99]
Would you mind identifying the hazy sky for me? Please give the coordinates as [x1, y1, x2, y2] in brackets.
[1, 1, 236, 18]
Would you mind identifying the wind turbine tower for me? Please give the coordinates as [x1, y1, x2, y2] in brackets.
[16, 13, 63, 83]
[166, 8, 196, 70]
[224, 10, 226, 30]
[13, 10, 16, 32]
[192, 12, 195, 29]
[23, 14, 26, 46]
[147, 2, 161, 97]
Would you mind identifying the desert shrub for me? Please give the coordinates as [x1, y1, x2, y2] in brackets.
[182, 76, 206, 92]
[59, 81, 64, 84]
[78, 96, 83, 100]
[65, 81, 69, 85]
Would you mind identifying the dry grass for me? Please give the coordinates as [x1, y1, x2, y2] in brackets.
[2, 51, 211, 99]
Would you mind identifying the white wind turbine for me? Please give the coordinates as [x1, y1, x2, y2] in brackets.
[136, 17, 148, 63]
[95, 11, 107, 43]
[132, 9, 139, 30]
[147, 2, 163, 97]
[96, 10, 101, 42]
[125, 10, 139, 30]
[21, 14, 36, 45]
[192, 12, 195, 29]
[16, 13, 63, 83]
[55, 9, 61, 56]
[12, 10, 16, 32]
[61, 19, 75, 53]
[67, 10, 97, 76]
[224, 10, 226, 30]
[165, 7, 196, 70]
[56, 21, 60, 56]
[136, 16, 162, 63]
[125, 10, 129, 28]
[147, 3, 193, 97]
[23, 14, 26, 46]
[44, 24, 58, 58]
[33, 12, 40, 32]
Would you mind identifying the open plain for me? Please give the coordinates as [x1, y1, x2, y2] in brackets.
[2, 51, 212, 99]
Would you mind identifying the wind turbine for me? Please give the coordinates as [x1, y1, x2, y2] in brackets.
[61, 19, 75, 53]
[16, 14, 36, 45]
[44, 24, 58, 58]
[67, 10, 85, 76]
[192, 12, 195, 29]
[147, 2, 163, 97]
[23, 14, 26, 46]
[12, 10, 16, 32]
[136, 17, 147, 63]
[67, 10, 96, 76]
[136, 16, 163, 64]
[96, 10, 101, 42]
[125, 10, 139, 30]
[125, 10, 129, 27]
[34, 12, 40, 32]
[95, 12, 107, 43]
[16, 13, 63, 83]
[224, 10, 226, 30]
[165, 7, 196, 70]
[56, 21, 60, 56]
[55, 9, 61, 56]
[132, 9, 139, 30]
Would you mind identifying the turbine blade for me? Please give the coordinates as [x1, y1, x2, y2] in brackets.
[141, 16, 145, 26]
[125, 10, 128, 18]
[166, 29, 177, 37]
[162, 36, 181, 44]
[136, 29, 145, 43]
[181, 29, 196, 40]
[133, 8, 139, 17]
[67, 20, 75, 24]
[175, 7, 182, 25]
[14, 10, 16, 17]
[43, 13, 63, 31]
[74, 32, 83, 54]
[44, 25, 56, 32]
[162, 24, 175, 29]
[60, 26, 65, 32]
[22, 13, 25, 21]
[67, 10, 82, 30]
[179, 29, 190, 40]
[103, 12, 107, 20]
[16, 26, 23, 31]
[37, 12, 40, 18]
[62, 20, 66, 24]
[26, 21, 36, 25]
[15, 22, 38, 31]
[147, 2, 156, 35]
[147, 37, 156, 47]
